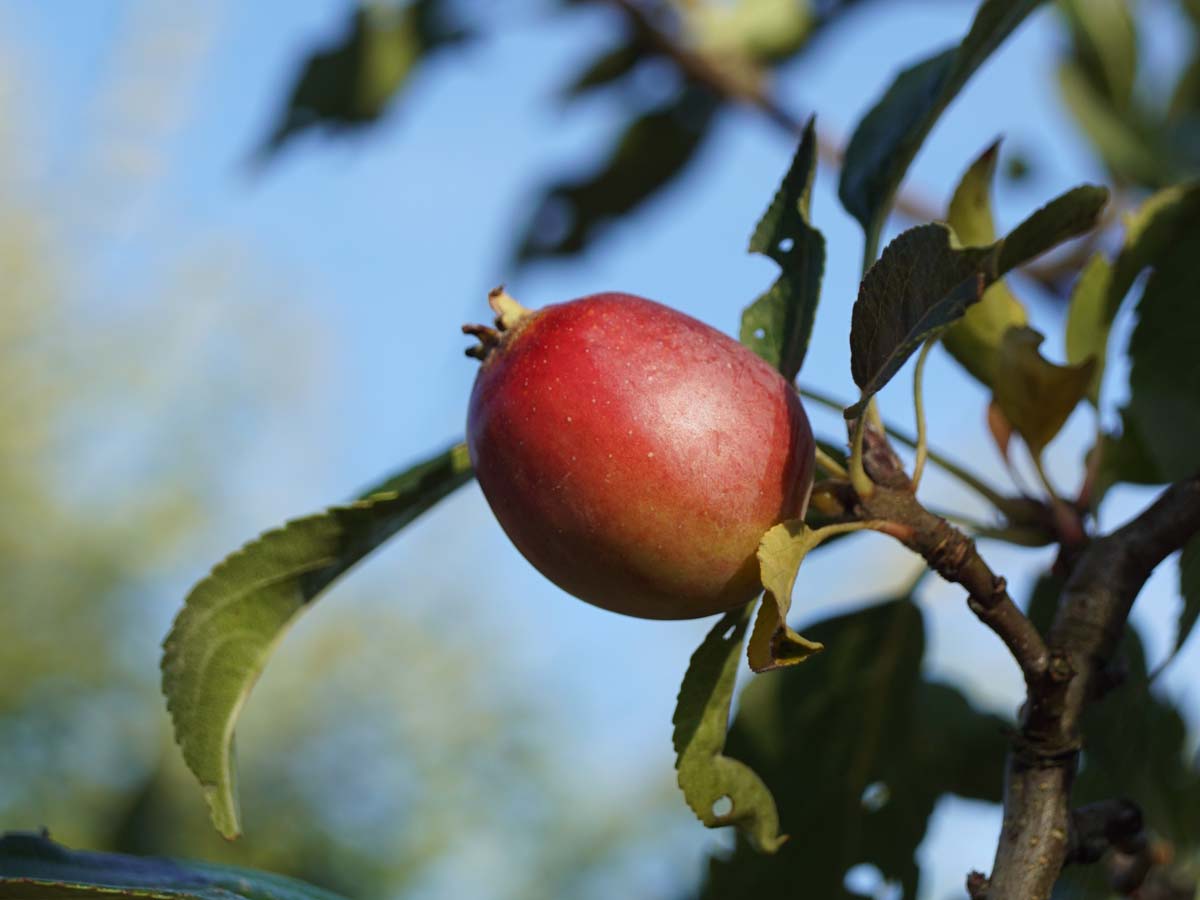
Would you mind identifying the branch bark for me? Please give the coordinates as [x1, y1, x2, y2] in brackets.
[983, 475, 1200, 899]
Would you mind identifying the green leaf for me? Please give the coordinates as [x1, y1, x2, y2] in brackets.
[1108, 181, 1200, 320]
[1064, 252, 1113, 405]
[1121, 203, 1200, 482]
[837, 0, 1044, 254]
[1058, 0, 1138, 109]
[699, 599, 1009, 900]
[846, 184, 1108, 417]
[256, 2, 469, 160]
[0, 832, 346, 899]
[747, 521, 825, 673]
[161, 443, 473, 838]
[516, 88, 719, 262]
[1057, 60, 1172, 188]
[674, 605, 786, 854]
[942, 141, 1030, 387]
[739, 117, 827, 380]
[992, 326, 1095, 456]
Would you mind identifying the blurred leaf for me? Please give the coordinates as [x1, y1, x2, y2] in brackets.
[0, 832, 345, 900]
[1057, 60, 1172, 188]
[1067, 628, 1200, 866]
[747, 522, 825, 673]
[992, 326, 1094, 456]
[846, 184, 1107, 417]
[1064, 252, 1112, 405]
[838, 0, 1044, 254]
[257, 1, 469, 160]
[739, 117, 826, 380]
[161, 443, 473, 838]
[1120, 198, 1200, 481]
[698, 599, 1009, 900]
[1058, 0, 1138, 109]
[987, 399, 1014, 462]
[1108, 181, 1200, 319]
[563, 41, 646, 98]
[516, 88, 719, 262]
[673, 605, 786, 854]
[687, 0, 814, 63]
[1096, 411, 1168, 502]
[942, 140, 1030, 387]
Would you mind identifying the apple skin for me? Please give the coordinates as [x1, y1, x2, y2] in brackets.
[466, 292, 815, 620]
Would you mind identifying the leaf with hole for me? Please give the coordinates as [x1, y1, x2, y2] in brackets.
[838, 0, 1044, 254]
[846, 184, 1107, 418]
[161, 443, 473, 838]
[739, 117, 826, 380]
[699, 599, 1008, 900]
[942, 140, 1029, 388]
[747, 521, 825, 673]
[673, 605, 785, 854]
[0, 832, 346, 899]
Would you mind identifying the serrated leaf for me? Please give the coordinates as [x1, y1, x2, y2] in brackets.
[516, 88, 718, 262]
[0, 832, 346, 900]
[256, 2, 469, 161]
[161, 443, 473, 838]
[837, 0, 1044, 253]
[1064, 253, 1113, 405]
[739, 117, 826, 380]
[846, 185, 1108, 417]
[673, 605, 786, 854]
[747, 521, 825, 673]
[1122, 237, 1200, 482]
[942, 140, 1030, 387]
[699, 599, 1009, 900]
[992, 326, 1095, 457]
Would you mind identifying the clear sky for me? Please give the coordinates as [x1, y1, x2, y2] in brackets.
[3, 1, 1194, 898]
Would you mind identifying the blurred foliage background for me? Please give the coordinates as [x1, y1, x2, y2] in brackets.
[2, 1, 1199, 899]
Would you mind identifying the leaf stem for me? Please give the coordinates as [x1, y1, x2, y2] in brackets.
[798, 385, 1009, 510]
[911, 338, 935, 491]
[814, 445, 848, 479]
[848, 412, 874, 499]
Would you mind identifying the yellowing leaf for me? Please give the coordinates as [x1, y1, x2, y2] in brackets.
[673, 605, 786, 853]
[748, 521, 824, 673]
[992, 327, 1095, 456]
[1064, 252, 1113, 405]
[942, 141, 1029, 387]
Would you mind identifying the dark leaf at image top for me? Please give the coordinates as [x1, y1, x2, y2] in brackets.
[256, 0, 471, 161]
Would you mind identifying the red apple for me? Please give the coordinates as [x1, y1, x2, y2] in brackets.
[464, 290, 815, 620]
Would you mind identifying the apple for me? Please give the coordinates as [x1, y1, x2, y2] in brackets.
[465, 289, 815, 620]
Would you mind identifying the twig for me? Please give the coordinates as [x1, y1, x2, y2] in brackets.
[798, 384, 1011, 511]
[984, 475, 1200, 899]
[850, 429, 1051, 688]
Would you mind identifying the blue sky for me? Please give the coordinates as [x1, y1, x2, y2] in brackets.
[4, 1, 1194, 897]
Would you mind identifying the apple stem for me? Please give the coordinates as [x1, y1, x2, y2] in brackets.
[488, 286, 531, 330]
